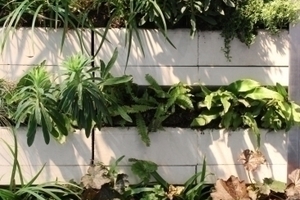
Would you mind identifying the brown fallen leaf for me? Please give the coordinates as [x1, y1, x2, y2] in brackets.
[81, 165, 111, 189]
[286, 169, 300, 198]
[210, 175, 251, 200]
[238, 149, 266, 171]
[166, 185, 184, 200]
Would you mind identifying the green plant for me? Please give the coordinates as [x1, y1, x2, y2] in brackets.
[59, 48, 132, 137]
[0, 0, 92, 54]
[125, 157, 212, 200]
[192, 79, 300, 148]
[9, 62, 69, 146]
[261, 0, 300, 34]
[220, 0, 300, 60]
[0, 128, 82, 200]
[135, 74, 194, 146]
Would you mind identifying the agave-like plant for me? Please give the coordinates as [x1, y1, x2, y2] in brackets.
[9, 61, 68, 146]
[59, 48, 133, 137]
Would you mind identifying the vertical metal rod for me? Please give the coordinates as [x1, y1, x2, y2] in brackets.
[91, 30, 95, 165]
[288, 23, 300, 181]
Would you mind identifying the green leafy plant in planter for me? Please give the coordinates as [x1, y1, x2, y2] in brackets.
[9, 62, 70, 146]
[124, 157, 212, 200]
[192, 79, 300, 148]
[79, 156, 212, 200]
[59, 48, 133, 137]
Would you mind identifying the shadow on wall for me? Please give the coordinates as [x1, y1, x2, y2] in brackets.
[198, 129, 287, 183]
[0, 28, 91, 83]
[0, 127, 91, 184]
[0, 28, 290, 85]
[96, 29, 289, 86]
[0, 28, 290, 184]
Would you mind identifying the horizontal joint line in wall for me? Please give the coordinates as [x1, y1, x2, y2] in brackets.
[204, 164, 287, 166]
[109, 65, 288, 68]
[114, 165, 197, 167]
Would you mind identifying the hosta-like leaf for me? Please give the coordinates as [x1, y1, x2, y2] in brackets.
[220, 97, 231, 113]
[245, 87, 284, 101]
[204, 94, 214, 110]
[221, 110, 233, 129]
[227, 79, 260, 93]
[191, 108, 220, 127]
[275, 83, 288, 97]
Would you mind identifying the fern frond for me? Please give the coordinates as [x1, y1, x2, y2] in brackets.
[135, 113, 150, 146]
[145, 74, 167, 98]
[176, 95, 194, 110]
[123, 105, 155, 113]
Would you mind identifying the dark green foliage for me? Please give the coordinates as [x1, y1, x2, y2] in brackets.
[0, 0, 298, 61]
[2, 60, 300, 147]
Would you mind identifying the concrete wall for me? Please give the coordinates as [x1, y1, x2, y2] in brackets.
[0, 128, 286, 184]
[0, 28, 289, 85]
[0, 28, 289, 185]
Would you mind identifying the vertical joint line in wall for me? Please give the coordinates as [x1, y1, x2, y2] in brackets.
[91, 30, 95, 165]
[197, 31, 200, 80]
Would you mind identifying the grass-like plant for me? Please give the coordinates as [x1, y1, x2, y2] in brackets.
[0, 0, 91, 54]
[0, 128, 82, 200]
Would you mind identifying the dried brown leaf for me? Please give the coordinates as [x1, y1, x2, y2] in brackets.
[286, 169, 300, 198]
[166, 185, 184, 200]
[210, 175, 251, 200]
[238, 149, 266, 171]
[81, 165, 111, 189]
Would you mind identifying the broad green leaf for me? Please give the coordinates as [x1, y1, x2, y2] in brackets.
[227, 79, 260, 93]
[245, 87, 284, 101]
[292, 102, 300, 122]
[221, 110, 233, 128]
[191, 109, 219, 127]
[275, 83, 288, 97]
[204, 94, 214, 110]
[221, 97, 231, 113]
[100, 75, 133, 86]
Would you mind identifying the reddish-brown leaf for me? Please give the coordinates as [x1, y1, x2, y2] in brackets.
[211, 175, 251, 200]
[286, 169, 300, 198]
[238, 149, 266, 171]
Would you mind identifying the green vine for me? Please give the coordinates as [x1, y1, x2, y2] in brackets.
[220, 0, 299, 60]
